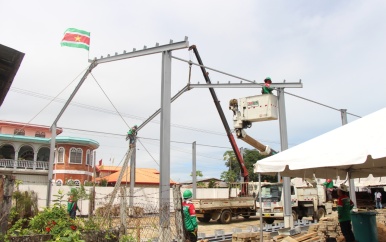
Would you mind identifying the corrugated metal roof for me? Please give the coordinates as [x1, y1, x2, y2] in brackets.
[0, 44, 24, 106]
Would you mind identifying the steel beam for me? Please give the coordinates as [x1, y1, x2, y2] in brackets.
[189, 82, 302, 89]
[91, 37, 189, 64]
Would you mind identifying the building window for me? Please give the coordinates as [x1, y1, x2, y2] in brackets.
[90, 151, 93, 166]
[56, 147, 64, 163]
[56, 179, 63, 186]
[35, 131, 45, 138]
[69, 148, 82, 164]
[86, 149, 91, 165]
[14, 129, 25, 135]
[74, 180, 80, 186]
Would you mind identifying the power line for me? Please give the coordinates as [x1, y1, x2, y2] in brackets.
[10, 87, 225, 136]
[173, 55, 362, 118]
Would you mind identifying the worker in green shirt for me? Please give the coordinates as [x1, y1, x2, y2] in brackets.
[261, 77, 274, 94]
[337, 184, 356, 242]
[126, 125, 138, 148]
[323, 179, 334, 202]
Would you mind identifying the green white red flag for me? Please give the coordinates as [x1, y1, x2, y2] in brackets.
[61, 28, 90, 51]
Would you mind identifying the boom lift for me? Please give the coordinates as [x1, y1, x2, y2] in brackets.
[229, 94, 278, 156]
[189, 45, 249, 189]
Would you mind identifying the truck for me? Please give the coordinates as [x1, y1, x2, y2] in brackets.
[192, 182, 263, 224]
[258, 182, 333, 224]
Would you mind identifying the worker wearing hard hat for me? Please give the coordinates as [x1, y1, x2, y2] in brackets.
[125, 125, 138, 148]
[261, 77, 274, 94]
[337, 184, 356, 242]
[182, 190, 198, 242]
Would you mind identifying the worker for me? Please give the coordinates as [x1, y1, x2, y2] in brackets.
[375, 189, 382, 209]
[67, 194, 80, 219]
[337, 184, 356, 242]
[182, 190, 198, 242]
[261, 77, 274, 94]
[323, 178, 334, 202]
[126, 125, 138, 148]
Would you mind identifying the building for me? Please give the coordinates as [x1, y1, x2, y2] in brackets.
[96, 165, 176, 188]
[0, 120, 99, 186]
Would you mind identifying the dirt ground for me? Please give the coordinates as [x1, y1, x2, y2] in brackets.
[197, 216, 265, 237]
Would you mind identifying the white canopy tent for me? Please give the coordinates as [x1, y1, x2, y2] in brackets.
[254, 107, 386, 180]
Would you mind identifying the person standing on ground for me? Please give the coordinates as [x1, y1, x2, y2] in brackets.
[182, 190, 198, 242]
[261, 77, 274, 94]
[323, 179, 334, 202]
[67, 195, 81, 219]
[337, 184, 356, 242]
[126, 125, 138, 148]
[375, 190, 382, 209]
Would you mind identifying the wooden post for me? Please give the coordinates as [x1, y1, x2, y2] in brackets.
[88, 187, 95, 218]
[173, 184, 185, 242]
[0, 174, 15, 234]
[120, 187, 127, 236]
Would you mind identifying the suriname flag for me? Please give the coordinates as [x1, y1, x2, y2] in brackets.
[61, 28, 90, 51]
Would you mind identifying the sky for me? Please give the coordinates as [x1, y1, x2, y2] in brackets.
[1, 0, 386, 182]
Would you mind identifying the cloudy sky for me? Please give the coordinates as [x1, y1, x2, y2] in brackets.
[1, 1, 385, 182]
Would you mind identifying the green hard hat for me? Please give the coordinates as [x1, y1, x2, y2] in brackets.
[183, 190, 193, 199]
[264, 77, 272, 82]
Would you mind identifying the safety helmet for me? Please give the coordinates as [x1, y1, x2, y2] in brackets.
[264, 77, 272, 83]
[133, 125, 138, 128]
[183, 190, 193, 199]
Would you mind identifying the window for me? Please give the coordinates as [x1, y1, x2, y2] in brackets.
[56, 147, 64, 163]
[69, 148, 82, 164]
[90, 151, 93, 166]
[35, 131, 45, 138]
[55, 179, 63, 186]
[86, 149, 90, 165]
[14, 129, 25, 135]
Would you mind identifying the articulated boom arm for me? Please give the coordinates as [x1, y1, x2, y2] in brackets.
[189, 45, 249, 184]
[236, 129, 276, 156]
[229, 89, 277, 156]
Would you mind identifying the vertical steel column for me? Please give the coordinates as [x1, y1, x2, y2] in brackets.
[192, 141, 197, 199]
[130, 145, 136, 207]
[159, 50, 172, 241]
[277, 88, 292, 228]
[46, 123, 57, 207]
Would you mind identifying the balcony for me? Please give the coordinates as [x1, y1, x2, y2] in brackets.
[0, 159, 49, 170]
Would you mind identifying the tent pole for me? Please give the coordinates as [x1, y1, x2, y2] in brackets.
[348, 171, 357, 207]
[258, 173, 263, 242]
[341, 110, 357, 207]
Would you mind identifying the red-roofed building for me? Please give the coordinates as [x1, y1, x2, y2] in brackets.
[96, 165, 176, 187]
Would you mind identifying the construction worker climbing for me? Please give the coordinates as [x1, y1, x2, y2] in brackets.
[126, 125, 138, 148]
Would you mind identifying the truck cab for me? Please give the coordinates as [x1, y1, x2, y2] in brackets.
[256, 182, 332, 224]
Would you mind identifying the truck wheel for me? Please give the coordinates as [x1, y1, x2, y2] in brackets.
[292, 210, 298, 222]
[198, 214, 211, 223]
[219, 210, 232, 224]
[313, 207, 325, 221]
[263, 218, 275, 224]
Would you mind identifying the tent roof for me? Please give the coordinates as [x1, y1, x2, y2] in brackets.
[254, 107, 386, 179]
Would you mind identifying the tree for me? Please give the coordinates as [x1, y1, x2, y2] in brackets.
[223, 148, 277, 183]
[190, 170, 203, 178]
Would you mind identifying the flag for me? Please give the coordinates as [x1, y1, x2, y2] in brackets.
[61, 28, 90, 51]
